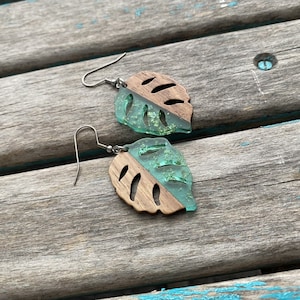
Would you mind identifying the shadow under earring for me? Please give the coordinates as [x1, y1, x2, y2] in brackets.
[74, 125, 197, 214]
[82, 53, 193, 136]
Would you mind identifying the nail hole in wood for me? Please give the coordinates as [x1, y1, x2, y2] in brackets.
[253, 53, 277, 71]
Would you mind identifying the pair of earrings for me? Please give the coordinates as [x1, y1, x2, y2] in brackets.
[74, 53, 196, 215]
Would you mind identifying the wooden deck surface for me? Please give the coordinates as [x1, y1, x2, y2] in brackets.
[0, 1, 299, 299]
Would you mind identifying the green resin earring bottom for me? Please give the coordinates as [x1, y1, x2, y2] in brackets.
[74, 125, 196, 215]
[123, 137, 196, 213]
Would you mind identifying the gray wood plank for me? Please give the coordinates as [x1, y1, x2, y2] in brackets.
[0, 0, 300, 76]
[1, 20, 299, 171]
[103, 270, 300, 300]
[0, 121, 299, 300]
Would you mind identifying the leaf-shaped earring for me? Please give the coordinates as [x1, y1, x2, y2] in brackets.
[74, 125, 197, 214]
[82, 53, 193, 136]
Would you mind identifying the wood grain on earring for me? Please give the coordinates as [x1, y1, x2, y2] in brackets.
[126, 71, 193, 123]
[108, 151, 185, 214]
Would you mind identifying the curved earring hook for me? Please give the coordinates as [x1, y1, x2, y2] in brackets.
[73, 124, 127, 186]
[81, 52, 127, 88]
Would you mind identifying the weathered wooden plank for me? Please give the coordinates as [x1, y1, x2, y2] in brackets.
[0, 0, 299, 76]
[1, 20, 299, 172]
[102, 270, 300, 300]
[0, 121, 299, 300]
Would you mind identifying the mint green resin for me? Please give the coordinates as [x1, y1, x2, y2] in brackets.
[126, 137, 196, 211]
[115, 87, 191, 136]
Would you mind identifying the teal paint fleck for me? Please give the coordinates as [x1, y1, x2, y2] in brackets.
[76, 23, 83, 29]
[176, 3, 184, 10]
[0, 3, 10, 7]
[91, 18, 98, 25]
[296, 196, 300, 200]
[263, 119, 300, 128]
[260, 291, 300, 299]
[138, 281, 266, 299]
[26, 0, 37, 2]
[227, 1, 238, 7]
[135, 7, 145, 17]
[185, 12, 193, 19]
[115, 87, 191, 135]
[123, 7, 130, 13]
[240, 141, 250, 147]
[138, 281, 300, 300]
[170, 3, 185, 15]
[194, 3, 205, 9]
[126, 138, 196, 212]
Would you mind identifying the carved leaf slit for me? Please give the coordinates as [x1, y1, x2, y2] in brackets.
[151, 83, 176, 93]
[142, 77, 155, 85]
[130, 173, 141, 201]
[125, 94, 133, 116]
[159, 110, 168, 127]
[152, 184, 160, 206]
[119, 165, 128, 181]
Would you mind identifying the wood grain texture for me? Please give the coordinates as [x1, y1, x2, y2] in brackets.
[126, 71, 192, 123]
[109, 151, 185, 214]
[0, 0, 299, 76]
[0, 121, 299, 300]
[1, 20, 299, 171]
[103, 270, 300, 300]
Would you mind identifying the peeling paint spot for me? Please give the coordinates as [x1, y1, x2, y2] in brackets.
[260, 291, 300, 299]
[137, 281, 300, 300]
[219, 0, 238, 8]
[176, 3, 184, 10]
[194, 3, 205, 9]
[123, 7, 130, 13]
[135, 7, 145, 17]
[185, 12, 193, 19]
[170, 3, 185, 15]
[228, 1, 238, 7]
[76, 23, 84, 29]
[91, 18, 98, 25]
[240, 141, 250, 147]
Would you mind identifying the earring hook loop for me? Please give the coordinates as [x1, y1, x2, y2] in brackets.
[81, 53, 127, 88]
[73, 124, 127, 186]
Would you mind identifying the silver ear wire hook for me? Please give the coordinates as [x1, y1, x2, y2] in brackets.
[73, 124, 127, 186]
[81, 53, 127, 88]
